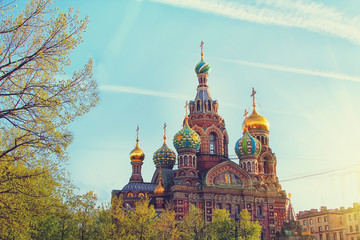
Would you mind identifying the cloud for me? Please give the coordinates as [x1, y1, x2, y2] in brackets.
[151, 0, 360, 45]
[99, 85, 191, 100]
[213, 57, 360, 82]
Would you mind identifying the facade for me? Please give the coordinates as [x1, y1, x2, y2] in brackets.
[112, 45, 289, 240]
[297, 203, 360, 240]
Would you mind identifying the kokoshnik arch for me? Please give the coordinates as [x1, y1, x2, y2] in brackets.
[112, 42, 291, 240]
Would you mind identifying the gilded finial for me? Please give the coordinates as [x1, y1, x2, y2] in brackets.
[251, 87, 257, 108]
[163, 122, 167, 143]
[154, 167, 165, 195]
[136, 125, 139, 142]
[184, 101, 189, 125]
[243, 109, 249, 131]
[288, 192, 292, 199]
[200, 41, 204, 61]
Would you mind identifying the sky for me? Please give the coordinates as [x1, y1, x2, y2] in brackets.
[36, 0, 360, 213]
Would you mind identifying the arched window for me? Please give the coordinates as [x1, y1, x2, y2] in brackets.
[235, 205, 240, 214]
[216, 203, 221, 209]
[252, 162, 255, 172]
[197, 100, 201, 112]
[184, 156, 188, 166]
[247, 162, 251, 171]
[209, 134, 216, 155]
[208, 100, 211, 111]
[257, 206, 262, 216]
[226, 204, 231, 213]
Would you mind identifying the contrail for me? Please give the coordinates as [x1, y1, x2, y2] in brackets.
[152, 0, 360, 45]
[213, 57, 360, 82]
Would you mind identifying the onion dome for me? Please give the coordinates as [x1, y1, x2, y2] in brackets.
[242, 107, 270, 131]
[154, 169, 165, 195]
[173, 116, 201, 151]
[235, 130, 261, 158]
[195, 60, 211, 74]
[153, 129, 176, 167]
[130, 139, 145, 162]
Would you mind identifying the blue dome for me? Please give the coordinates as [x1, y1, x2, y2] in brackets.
[235, 131, 261, 157]
[195, 60, 211, 74]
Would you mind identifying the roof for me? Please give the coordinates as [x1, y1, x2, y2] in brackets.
[121, 182, 157, 192]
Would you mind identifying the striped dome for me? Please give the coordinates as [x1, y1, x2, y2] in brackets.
[235, 131, 261, 157]
[195, 60, 211, 74]
[173, 120, 201, 151]
[153, 142, 176, 166]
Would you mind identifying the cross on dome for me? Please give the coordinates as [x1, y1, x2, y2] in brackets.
[200, 41, 204, 61]
[251, 87, 257, 107]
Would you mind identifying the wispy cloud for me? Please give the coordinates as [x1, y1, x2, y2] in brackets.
[99, 85, 191, 100]
[151, 0, 360, 45]
[213, 57, 360, 82]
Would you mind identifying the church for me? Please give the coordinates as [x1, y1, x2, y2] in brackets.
[112, 43, 289, 240]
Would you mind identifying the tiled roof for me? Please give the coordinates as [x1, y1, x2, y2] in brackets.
[122, 182, 157, 192]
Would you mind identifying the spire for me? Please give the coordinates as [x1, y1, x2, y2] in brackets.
[200, 40, 204, 61]
[251, 87, 256, 108]
[154, 167, 165, 195]
[184, 101, 189, 125]
[287, 193, 296, 221]
[163, 122, 167, 144]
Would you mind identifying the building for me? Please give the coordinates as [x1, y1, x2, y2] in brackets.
[297, 203, 360, 240]
[112, 44, 289, 240]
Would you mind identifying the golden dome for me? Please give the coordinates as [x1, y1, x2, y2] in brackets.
[242, 107, 270, 131]
[154, 169, 165, 195]
[130, 140, 145, 162]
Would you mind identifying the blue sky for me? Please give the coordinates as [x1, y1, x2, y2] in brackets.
[45, 0, 360, 212]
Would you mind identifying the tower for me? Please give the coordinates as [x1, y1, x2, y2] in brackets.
[173, 103, 201, 186]
[242, 88, 277, 181]
[129, 126, 145, 183]
[188, 41, 229, 171]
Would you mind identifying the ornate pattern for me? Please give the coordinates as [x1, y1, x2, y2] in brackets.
[235, 131, 261, 157]
[195, 60, 211, 74]
[173, 123, 201, 150]
[153, 143, 176, 166]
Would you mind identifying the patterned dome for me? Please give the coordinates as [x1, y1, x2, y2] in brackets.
[235, 130, 261, 158]
[242, 107, 270, 131]
[173, 118, 201, 151]
[195, 60, 211, 74]
[130, 140, 145, 162]
[153, 139, 176, 166]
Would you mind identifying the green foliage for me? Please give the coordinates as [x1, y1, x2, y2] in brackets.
[0, 0, 98, 237]
[179, 204, 208, 240]
[237, 209, 262, 240]
[208, 208, 236, 240]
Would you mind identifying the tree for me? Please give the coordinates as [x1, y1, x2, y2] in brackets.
[157, 207, 180, 240]
[0, 0, 98, 237]
[208, 208, 236, 240]
[237, 209, 262, 240]
[180, 204, 208, 240]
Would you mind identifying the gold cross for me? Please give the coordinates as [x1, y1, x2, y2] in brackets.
[163, 122, 167, 137]
[251, 87, 256, 107]
[184, 101, 189, 116]
[200, 41, 204, 60]
[136, 125, 139, 141]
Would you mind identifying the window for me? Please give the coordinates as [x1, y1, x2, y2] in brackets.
[216, 203, 221, 209]
[257, 206, 262, 216]
[303, 220, 307, 225]
[235, 205, 240, 214]
[197, 100, 201, 111]
[318, 217, 322, 223]
[355, 214, 358, 220]
[209, 134, 216, 155]
[324, 216, 328, 222]
[350, 226, 353, 232]
[349, 215, 352, 221]
[325, 225, 329, 231]
[340, 232, 343, 240]
[310, 227, 314, 233]
[310, 219, 313, 225]
[319, 234, 323, 240]
[326, 233, 329, 240]
[356, 225, 359, 232]
[226, 204, 231, 212]
[247, 162, 251, 171]
[333, 233, 337, 240]
[319, 226, 322, 232]
[208, 100, 211, 111]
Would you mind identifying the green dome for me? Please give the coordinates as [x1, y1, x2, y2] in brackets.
[173, 120, 201, 151]
[195, 60, 211, 74]
[153, 142, 176, 167]
[235, 130, 261, 158]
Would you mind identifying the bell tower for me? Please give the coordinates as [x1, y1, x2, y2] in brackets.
[188, 41, 229, 171]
